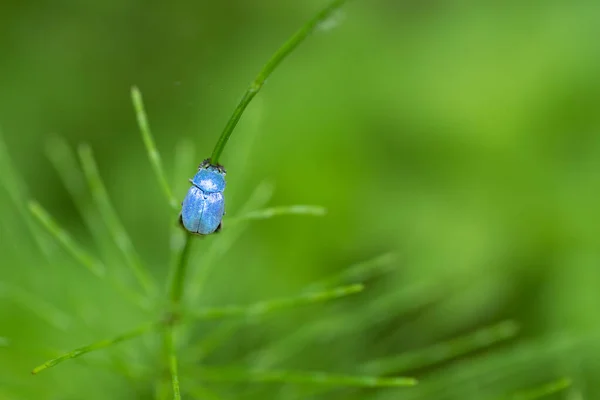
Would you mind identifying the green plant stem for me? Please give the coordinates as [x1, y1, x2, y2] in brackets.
[502, 378, 572, 400]
[163, 232, 193, 399]
[195, 366, 417, 387]
[78, 144, 156, 297]
[169, 233, 194, 306]
[189, 283, 363, 321]
[225, 205, 327, 226]
[28, 201, 151, 310]
[209, 0, 349, 165]
[31, 322, 159, 374]
[363, 320, 520, 375]
[164, 327, 181, 400]
[131, 86, 178, 211]
[160, 2, 350, 396]
[28, 201, 105, 278]
[0, 129, 53, 257]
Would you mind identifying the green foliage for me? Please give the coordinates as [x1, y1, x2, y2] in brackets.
[131, 86, 179, 212]
[78, 143, 157, 297]
[502, 378, 572, 400]
[31, 323, 159, 375]
[1, 0, 599, 399]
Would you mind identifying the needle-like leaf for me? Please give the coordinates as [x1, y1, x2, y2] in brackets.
[164, 327, 181, 400]
[363, 320, 520, 375]
[226, 205, 327, 225]
[78, 144, 156, 297]
[196, 366, 417, 388]
[501, 377, 572, 400]
[31, 322, 159, 374]
[28, 201, 105, 278]
[131, 86, 178, 211]
[190, 283, 363, 321]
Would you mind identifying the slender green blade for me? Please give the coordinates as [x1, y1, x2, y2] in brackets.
[190, 283, 363, 321]
[28, 201, 105, 277]
[307, 252, 397, 291]
[166, 138, 195, 299]
[131, 86, 178, 211]
[28, 201, 149, 309]
[197, 366, 417, 387]
[78, 144, 156, 297]
[31, 322, 158, 374]
[363, 320, 520, 375]
[502, 378, 572, 400]
[164, 327, 181, 400]
[0, 129, 52, 256]
[44, 138, 150, 309]
[46, 137, 120, 265]
[210, 0, 351, 164]
[226, 205, 327, 225]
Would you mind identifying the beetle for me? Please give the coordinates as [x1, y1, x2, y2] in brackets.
[180, 159, 226, 235]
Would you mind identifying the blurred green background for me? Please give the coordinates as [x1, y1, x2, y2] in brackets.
[1, 0, 600, 399]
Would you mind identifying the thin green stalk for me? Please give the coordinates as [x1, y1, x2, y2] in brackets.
[161, 2, 350, 396]
[306, 252, 397, 292]
[390, 332, 588, 399]
[28, 201, 151, 310]
[196, 254, 395, 367]
[166, 138, 195, 302]
[246, 316, 342, 370]
[169, 233, 193, 306]
[78, 144, 156, 297]
[227, 95, 264, 177]
[28, 201, 105, 277]
[363, 320, 520, 375]
[162, 235, 191, 400]
[210, 0, 350, 164]
[183, 284, 362, 365]
[196, 366, 417, 387]
[243, 254, 398, 369]
[226, 205, 327, 225]
[46, 137, 124, 272]
[131, 86, 178, 210]
[164, 228, 193, 399]
[0, 129, 52, 256]
[501, 378, 572, 400]
[190, 283, 363, 321]
[31, 322, 159, 374]
[130, 89, 193, 400]
[164, 327, 181, 400]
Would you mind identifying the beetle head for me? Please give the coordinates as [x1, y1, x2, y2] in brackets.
[192, 165, 226, 193]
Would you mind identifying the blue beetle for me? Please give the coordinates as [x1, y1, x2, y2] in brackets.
[180, 159, 226, 235]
